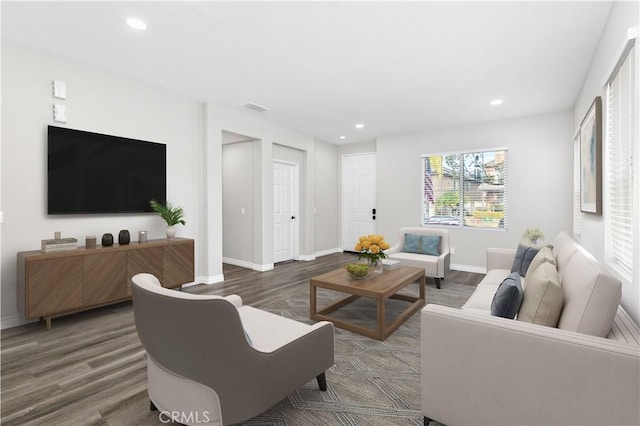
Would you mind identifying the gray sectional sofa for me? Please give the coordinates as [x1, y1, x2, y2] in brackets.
[421, 231, 640, 426]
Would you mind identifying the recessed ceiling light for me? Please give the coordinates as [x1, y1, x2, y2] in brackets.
[355, 123, 365, 129]
[126, 17, 147, 31]
[339, 136, 346, 140]
[490, 99, 503, 106]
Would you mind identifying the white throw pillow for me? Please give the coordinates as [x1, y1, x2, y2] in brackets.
[517, 262, 564, 327]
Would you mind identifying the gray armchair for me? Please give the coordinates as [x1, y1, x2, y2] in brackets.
[131, 273, 334, 425]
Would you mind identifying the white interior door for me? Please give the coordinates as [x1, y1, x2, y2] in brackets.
[274, 161, 298, 263]
[342, 153, 376, 252]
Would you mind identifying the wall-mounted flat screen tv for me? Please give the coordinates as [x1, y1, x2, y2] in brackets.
[48, 126, 166, 214]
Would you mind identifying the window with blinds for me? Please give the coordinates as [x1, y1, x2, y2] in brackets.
[420, 149, 508, 229]
[606, 42, 635, 276]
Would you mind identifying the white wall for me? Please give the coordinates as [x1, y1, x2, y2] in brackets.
[1, 44, 204, 327]
[222, 141, 255, 265]
[573, 0, 639, 323]
[204, 103, 318, 271]
[313, 139, 340, 254]
[376, 112, 574, 271]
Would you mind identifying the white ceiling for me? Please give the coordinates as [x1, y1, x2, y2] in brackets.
[2, 1, 612, 144]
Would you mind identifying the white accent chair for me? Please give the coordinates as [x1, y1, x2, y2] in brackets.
[387, 227, 450, 288]
[131, 273, 334, 426]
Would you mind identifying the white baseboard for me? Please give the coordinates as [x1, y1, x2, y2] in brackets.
[297, 254, 316, 262]
[450, 263, 487, 274]
[194, 274, 225, 285]
[1, 314, 34, 330]
[315, 247, 343, 257]
[182, 274, 224, 288]
[222, 257, 274, 272]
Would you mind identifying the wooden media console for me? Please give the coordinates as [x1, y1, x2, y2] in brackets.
[17, 238, 194, 329]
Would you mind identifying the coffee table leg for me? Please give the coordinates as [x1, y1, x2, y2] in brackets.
[377, 296, 385, 340]
[310, 282, 317, 318]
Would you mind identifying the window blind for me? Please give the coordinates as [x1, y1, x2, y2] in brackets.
[606, 44, 635, 275]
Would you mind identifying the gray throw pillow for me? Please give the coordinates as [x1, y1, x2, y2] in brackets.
[511, 244, 541, 276]
[491, 272, 523, 319]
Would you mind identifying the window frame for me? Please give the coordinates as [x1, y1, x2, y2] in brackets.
[420, 147, 508, 231]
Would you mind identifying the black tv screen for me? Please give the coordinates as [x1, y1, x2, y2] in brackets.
[48, 126, 166, 214]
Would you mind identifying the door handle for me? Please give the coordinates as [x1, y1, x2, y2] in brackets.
[291, 216, 296, 220]
[372, 215, 376, 220]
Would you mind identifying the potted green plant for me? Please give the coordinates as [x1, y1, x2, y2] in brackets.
[150, 200, 186, 239]
[523, 228, 544, 245]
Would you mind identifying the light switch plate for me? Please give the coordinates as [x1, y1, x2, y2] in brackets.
[53, 104, 67, 123]
[52, 80, 66, 99]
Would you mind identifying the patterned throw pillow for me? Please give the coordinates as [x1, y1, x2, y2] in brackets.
[402, 234, 441, 256]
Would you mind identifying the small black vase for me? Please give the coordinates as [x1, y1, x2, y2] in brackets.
[118, 230, 130, 245]
[102, 233, 114, 247]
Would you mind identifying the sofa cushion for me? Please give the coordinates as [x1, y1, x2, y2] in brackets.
[461, 269, 508, 313]
[511, 244, 540, 276]
[403, 234, 441, 256]
[552, 231, 579, 281]
[387, 251, 440, 276]
[491, 272, 523, 319]
[523, 246, 556, 288]
[517, 262, 564, 327]
[557, 246, 621, 337]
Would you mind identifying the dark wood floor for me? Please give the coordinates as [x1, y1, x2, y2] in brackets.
[1, 253, 483, 425]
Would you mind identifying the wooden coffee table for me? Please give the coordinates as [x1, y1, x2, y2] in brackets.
[310, 266, 425, 340]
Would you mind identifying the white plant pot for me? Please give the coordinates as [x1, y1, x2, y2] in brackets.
[166, 226, 176, 239]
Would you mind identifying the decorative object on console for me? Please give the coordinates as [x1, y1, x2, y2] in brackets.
[41, 236, 78, 253]
[118, 230, 130, 245]
[354, 234, 390, 274]
[85, 236, 97, 249]
[579, 96, 602, 215]
[522, 228, 544, 245]
[102, 233, 114, 247]
[149, 199, 186, 239]
[138, 231, 147, 244]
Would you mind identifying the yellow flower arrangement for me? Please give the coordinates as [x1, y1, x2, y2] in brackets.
[354, 234, 390, 264]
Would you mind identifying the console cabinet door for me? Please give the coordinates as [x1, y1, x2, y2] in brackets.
[27, 257, 83, 318]
[127, 247, 163, 295]
[84, 252, 127, 305]
[164, 242, 194, 288]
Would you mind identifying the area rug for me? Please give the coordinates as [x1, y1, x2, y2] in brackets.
[242, 281, 475, 425]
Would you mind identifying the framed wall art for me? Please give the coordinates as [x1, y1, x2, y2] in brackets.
[579, 96, 602, 215]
